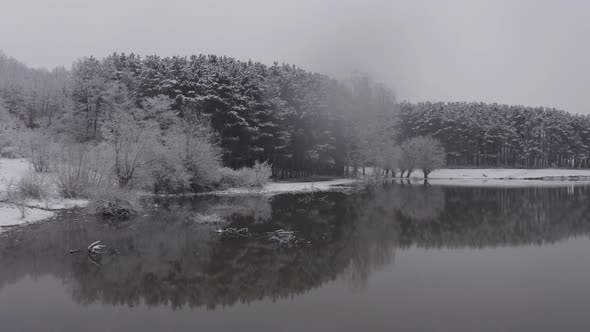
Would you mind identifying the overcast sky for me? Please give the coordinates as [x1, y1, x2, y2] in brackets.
[1, 0, 589, 113]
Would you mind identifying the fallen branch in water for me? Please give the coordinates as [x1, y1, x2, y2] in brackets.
[267, 229, 300, 247]
[88, 240, 106, 254]
[215, 227, 250, 238]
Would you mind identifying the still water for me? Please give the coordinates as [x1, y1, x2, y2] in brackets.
[1, 183, 590, 332]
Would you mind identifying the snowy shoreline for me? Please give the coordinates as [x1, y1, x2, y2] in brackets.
[4, 157, 590, 228]
[206, 178, 358, 195]
[0, 159, 88, 230]
[425, 168, 590, 180]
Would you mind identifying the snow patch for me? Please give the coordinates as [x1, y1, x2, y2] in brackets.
[0, 203, 55, 229]
[0, 158, 31, 191]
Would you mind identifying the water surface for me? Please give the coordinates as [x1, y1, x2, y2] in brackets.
[1, 183, 590, 331]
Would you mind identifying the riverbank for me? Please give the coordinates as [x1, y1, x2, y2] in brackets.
[357, 167, 590, 180]
[5, 157, 590, 228]
[209, 178, 357, 195]
[427, 168, 590, 180]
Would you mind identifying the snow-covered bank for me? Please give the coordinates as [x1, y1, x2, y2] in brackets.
[359, 166, 590, 180]
[397, 178, 590, 188]
[0, 158, 88, 229]
[210, 178, 358, 195]
[427, 168, 590, 180]
[206, 168, 590, 196]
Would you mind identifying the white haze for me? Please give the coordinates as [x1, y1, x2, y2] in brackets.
[1, 0, 589, 113]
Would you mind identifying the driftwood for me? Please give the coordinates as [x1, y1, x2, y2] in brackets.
[88, 240, 106, 254]
[215, 227, 250, 238]
[267, 229, 301, 247]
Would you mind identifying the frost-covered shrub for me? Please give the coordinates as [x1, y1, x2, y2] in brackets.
[29, 131, 54, 172]
[165, 115, 223, 191]
[14, 172, 50, 200]
[242, 161, 272, 188]
[217, 161, 272, 189]
[149, 158, 192, 194]
[3, 184, 28, 219]
[88, 187, 139, 219]
[217, 167, 242, 189]
[52, 143, 112, 198]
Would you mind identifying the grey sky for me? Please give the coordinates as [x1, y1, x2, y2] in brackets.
[1, 0, 589, 113]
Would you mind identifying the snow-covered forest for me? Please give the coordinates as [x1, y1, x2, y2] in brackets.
[0, 51, 397, 180]
[399, 102, 590, 168]
[2, 50, 590, 185]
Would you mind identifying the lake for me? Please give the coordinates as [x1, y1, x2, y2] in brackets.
[1, 182, 590, 332]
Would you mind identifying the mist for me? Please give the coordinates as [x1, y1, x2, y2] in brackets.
[1, 0, 589, 113]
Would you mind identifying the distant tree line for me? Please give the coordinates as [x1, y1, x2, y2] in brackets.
[398, 102, 590, 168]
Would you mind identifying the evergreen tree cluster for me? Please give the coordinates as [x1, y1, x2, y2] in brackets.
[399, 102, 590, 168]
[69, 53, 399, 177]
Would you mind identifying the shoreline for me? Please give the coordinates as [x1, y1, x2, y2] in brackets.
[4, 157, 590, 228]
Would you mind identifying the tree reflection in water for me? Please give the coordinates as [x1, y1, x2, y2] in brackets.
[1, 184, 590, 308]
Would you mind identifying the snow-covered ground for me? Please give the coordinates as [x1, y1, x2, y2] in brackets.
[0, 208, 54, 228]
[0, 158, 88, 229]
[397, 178, 590, 188]
[427, 168, 590, 180]
[4, 157, 590, 227]
[359, 166, 590, 180]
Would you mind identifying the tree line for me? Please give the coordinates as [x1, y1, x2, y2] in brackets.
[3, 50, 590, 179]
[398, 102, 590, 168]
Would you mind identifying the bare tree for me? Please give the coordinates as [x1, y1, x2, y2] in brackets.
[101, 84, 160, 189]
[405, 136, 446, 178]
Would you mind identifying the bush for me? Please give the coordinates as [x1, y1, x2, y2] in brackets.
[244, 161, 272, 188]
[52, 143, 112, 198]
[217, 161, 272, 189]
[29, 131, 54, 173]
[217, 167, 243, 189]
[165, 115, 223, 191]
[14, 172, 50, 200]
[149, 158, 191, 194]
[2, 180, 27, 219]
[88, 188, 139, 219]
